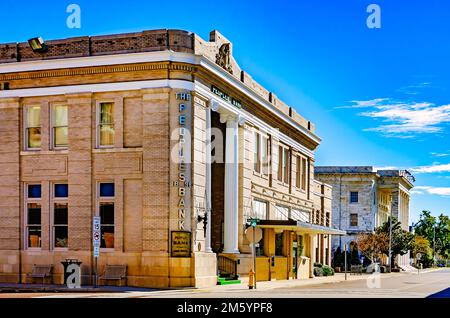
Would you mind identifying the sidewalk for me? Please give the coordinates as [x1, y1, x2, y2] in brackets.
[204, 267, 442, 292]
[0, 268, 442, 294]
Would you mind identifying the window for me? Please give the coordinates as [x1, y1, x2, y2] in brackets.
[254, 132, 270, 176]
[275, 232, 284, 256]
[277, 145, 290, 184]
[53, 184, 68, 249]
[350, 191, 359, 203]
[256, 230, 265, 256]
[28, 184, 42, 198]
[261, 136, 269, 176]
[26, 106, 41, 149]
[26, 184, 41, 249]
[296, 156, 301, 188]
[100, 183, 115, 197]
[283, 148, 290, 184]
[99, 182, 115, 249]
[253, 199, 268, 220]
[54, 203, 68, 248]
[55, 184, 68, 198]
[52, 105, 68, 148]
[291, 208, 310, 223]
[301, 158, 307, 190]
[350, 213, 358, 227]
[253, 132, 260, 173]
[98, 102, 115, 147]
[100, 203, 115, 249]
[274, 205, 289, 220]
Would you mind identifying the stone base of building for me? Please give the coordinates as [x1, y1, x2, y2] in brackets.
[0, 250, 217, 288]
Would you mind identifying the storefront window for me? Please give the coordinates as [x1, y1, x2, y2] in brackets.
[256, 230, 265, 256]
[275, 232, 284, 256]
[54, 203, 68, 248]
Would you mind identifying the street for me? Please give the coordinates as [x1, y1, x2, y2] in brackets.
[1, 268, 448, 299]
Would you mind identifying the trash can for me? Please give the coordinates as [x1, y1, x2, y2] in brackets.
[61, 259, 83, 288]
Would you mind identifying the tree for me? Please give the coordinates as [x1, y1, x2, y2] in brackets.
[357, 232, 389, 263]
[414, 211, 450, 261]
[376, 217, 413, 267]
[411, 235, 432, 265]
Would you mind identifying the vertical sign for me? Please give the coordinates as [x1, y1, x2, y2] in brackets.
[93, 216, 101, 257]
[176, 92, 191, 231]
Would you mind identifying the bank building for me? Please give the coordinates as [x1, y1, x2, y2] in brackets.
[0, 29, 344, 288]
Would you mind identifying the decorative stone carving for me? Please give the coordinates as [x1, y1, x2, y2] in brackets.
[216, 43, 233, 74]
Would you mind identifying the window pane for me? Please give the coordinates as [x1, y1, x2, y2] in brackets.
[100, 103, 114, 124]
[28, 226, 41, 248]
[54, 226, 68, 248]
[256, 230, 265, 256]
[100, 203, 115, 224]
[296, 156, 301, 188]
[275, 233, 283, 256]
[54, 127, 68, 147]
[54, 203, 68, 225]
[278, 146, 283, 181]
[284, 148, 290, 184]
[253, 200, 267, 220]
[100, 183, 115, 197]
[28, 203, 41, 225]
[55, 184, 68, 198]
[254, 132, 260, 173]
[27, 127, 41, 148]
[28, 185, 41, 199]
[274, 205, 289, 220]
[301, 158, 307, 190]
[262, 137, 268, 175]
[100, 124, 115, 146]
[27, 106, 40, 127]
[53, 105, 68, 126]
[350, 192, 359, 203]
[101, 226, 115, 248]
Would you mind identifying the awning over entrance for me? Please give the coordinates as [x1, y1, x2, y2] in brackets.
[257, 219, 346, 235]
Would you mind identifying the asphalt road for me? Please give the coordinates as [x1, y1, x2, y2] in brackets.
[1, 268, 449, 298]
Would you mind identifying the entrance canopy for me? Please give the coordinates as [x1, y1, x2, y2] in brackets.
[257, 219, 346, 236]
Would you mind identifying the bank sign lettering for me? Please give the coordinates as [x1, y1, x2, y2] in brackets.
[211, 85, 242, 109]
[176, 92, 191, 231]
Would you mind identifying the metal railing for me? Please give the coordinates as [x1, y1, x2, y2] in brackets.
[217, 255, 239, 280]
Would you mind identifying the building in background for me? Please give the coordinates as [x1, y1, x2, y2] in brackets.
[0, 29, 343, 288]
[314, 167, 415, 267]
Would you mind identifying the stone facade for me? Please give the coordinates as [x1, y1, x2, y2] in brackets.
[0, 29, 338, 287]
[314, 166, 415, 266]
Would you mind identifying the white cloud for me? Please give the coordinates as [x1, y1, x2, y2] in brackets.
[412, 186, 450, 197]
[340, 98, 450, 137]
[430, 152, 450, 157]
[410, 163, 450, 174]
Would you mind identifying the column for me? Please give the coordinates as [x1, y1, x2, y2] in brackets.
[223, 115, 240, 254]
[309, 234, 316, 278]
[205, 106, 212, 253]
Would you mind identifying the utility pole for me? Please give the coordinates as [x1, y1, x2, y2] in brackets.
[433, 225, 436, 265]
[344, 243, 347, 281]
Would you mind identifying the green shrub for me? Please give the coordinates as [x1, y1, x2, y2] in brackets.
[313, 267, 323, 277]
[314, 262, 323, 268]
[322, 265, 335, 276]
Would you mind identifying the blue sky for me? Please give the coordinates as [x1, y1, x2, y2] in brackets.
[2, 0, 449, 224]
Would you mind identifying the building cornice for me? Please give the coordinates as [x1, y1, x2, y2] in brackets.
[0, 51, 320, 145]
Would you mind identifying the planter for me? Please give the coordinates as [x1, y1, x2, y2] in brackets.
[103, 233, 114, 248]
[30, 235, 40, 248]
[335, 267, 341, 273]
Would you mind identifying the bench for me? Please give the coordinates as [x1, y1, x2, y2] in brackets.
[350, 265, 363, 275]
[99, 265, 127, 286]
[27, 264, 53, 284]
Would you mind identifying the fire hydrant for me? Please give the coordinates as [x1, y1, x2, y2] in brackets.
[248, 270, 255, 289]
